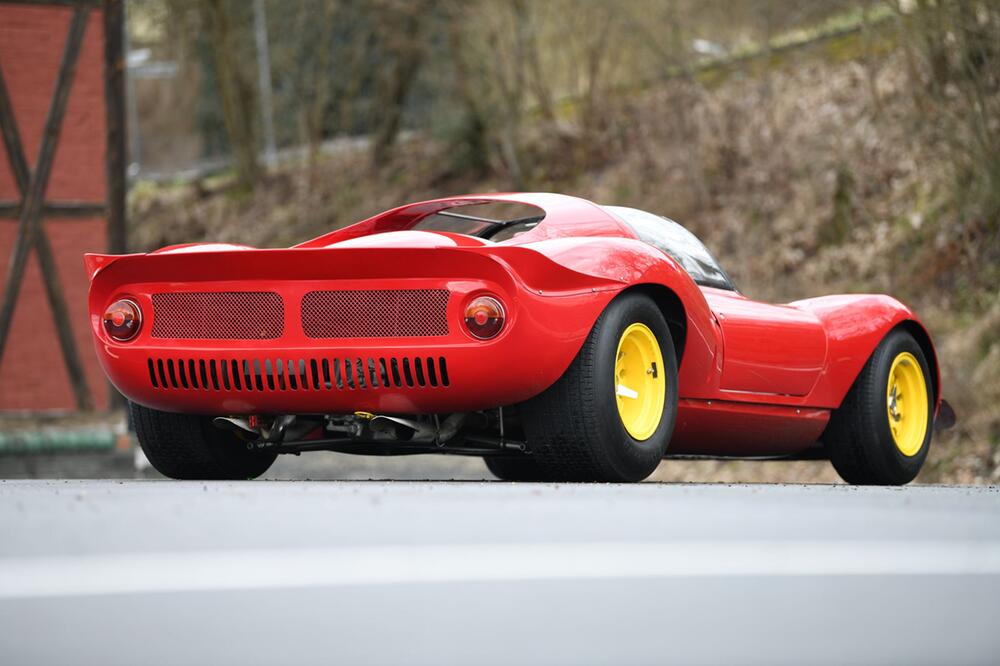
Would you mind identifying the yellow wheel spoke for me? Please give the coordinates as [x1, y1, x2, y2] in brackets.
[617, 384, 639, 399]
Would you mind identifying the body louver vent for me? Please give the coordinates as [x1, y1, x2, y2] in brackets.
[147, 355, 450, 391]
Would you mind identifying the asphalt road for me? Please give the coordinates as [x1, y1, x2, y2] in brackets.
[1, 481, 998, 665]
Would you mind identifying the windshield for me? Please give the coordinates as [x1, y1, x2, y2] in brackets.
[606, 206, 735, 290]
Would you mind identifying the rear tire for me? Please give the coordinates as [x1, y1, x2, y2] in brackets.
[130, 401, 277, 480]
[823, 329, 934, 485]
[483, 456, 552, 481]
[519, 292, 679, 482]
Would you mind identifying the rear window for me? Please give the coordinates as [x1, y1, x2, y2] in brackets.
[414, 202, 545, 240]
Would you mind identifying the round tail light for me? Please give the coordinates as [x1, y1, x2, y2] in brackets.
[464, 296, 505, 339]
[103, 299, 141, 341]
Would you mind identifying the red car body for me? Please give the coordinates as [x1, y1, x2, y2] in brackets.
[86, 192, 941, 458]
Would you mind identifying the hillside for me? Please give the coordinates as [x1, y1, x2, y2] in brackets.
[130, 23, 999, 484]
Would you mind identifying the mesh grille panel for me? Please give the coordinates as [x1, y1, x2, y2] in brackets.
[301, 289, 450, 338]
[151, 292, 284, 339]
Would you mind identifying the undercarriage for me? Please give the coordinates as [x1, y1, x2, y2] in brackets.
[206, 409, 835, 462]
[210, 409, 529, 458]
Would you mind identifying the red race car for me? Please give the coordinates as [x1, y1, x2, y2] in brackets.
[86, 193, 950, 483]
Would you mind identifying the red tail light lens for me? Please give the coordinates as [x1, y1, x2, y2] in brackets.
[464, 296, 505, 339]
[103, 299, 141, 341]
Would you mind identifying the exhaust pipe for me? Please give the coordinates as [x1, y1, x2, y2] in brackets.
[369, 415, 436, 441]
[213, 416, 258, 438]
[368, 413, 467, 444]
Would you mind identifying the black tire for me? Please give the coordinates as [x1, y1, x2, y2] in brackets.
[518, 292, 679, 482]
[483, 456, 553, 482]
[823, 329, 934, 485]
[130, 401, 277, 480]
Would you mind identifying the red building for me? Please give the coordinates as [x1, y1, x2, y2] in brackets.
[0, 0, 124, 412]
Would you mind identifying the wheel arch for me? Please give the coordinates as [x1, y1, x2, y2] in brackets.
[619, 283, 687, 367]
[892, 319, 941, 406]
[825, 317, 941, 411]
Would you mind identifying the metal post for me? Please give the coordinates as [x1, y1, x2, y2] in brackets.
[123, 0, 141, 179]
[253, 0, 277, 169]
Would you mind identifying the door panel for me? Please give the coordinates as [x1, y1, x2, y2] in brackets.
[703, 289, 827, 396]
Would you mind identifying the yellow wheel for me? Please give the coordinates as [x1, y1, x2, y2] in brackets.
[520, 292, 679, 482]
[886, 352, 929, 457]
[614, 323, 666, 441]
[825, 329, 934, 485]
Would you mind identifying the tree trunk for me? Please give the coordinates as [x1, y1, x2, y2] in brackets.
[202, 0, 259, 190]
[445, 5, 490, 175]
[371, 2, 428, 167]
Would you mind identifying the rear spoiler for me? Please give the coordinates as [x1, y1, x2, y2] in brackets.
[84, 253, 135, 281]
[87, 246, 621, 296]
[86, 244, 255, 281]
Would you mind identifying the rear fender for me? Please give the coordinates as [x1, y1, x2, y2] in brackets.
[496, 237, 721, 394]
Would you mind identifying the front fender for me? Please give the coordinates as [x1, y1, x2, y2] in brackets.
[792, 294, 940, 410]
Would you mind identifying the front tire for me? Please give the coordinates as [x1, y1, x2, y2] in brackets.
[823, 329, 934, 485]
[519, 292, 679, 482]
[130, 401, 277, 480]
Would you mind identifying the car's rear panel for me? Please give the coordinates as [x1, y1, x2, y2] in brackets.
[87, 246, 619, 415]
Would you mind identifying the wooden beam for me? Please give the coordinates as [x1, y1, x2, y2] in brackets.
[103, 0, 127, 409]
[1, 1, 101, 8]
[0, 7, 93, 410]
[34, 227, 93, 410]
[0, 67, 30, 194]
[0, 201, 108, 218]
[103, 0, 127, 255]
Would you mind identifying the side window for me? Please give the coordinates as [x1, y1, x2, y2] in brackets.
[606, 206, 734, 290]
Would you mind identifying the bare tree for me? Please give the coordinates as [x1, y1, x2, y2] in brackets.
[291, 0, 340, 179]
[445, 3, 490, 175]
[200, 0, 259, 189]
[370, 0, 432, 166]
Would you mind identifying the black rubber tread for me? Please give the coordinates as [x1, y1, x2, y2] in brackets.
[823, 329, 933, 485]
[483, 456, 555, 482]
[130, 401, 277, 480]
[518, 292, 679, 482]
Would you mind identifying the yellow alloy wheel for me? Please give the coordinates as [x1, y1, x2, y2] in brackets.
[886, 351, 929, 457]
[614, 323, 666, 441]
